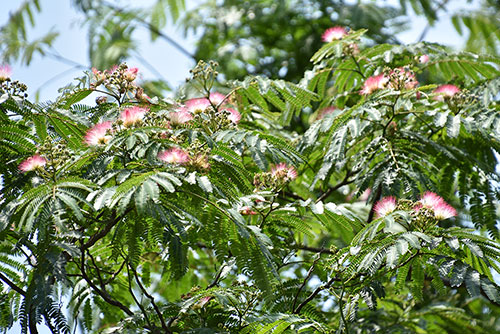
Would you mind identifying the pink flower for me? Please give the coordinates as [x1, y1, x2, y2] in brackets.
[432, 202, 457, 220]
[0, 65, 12, 80]
[169, 108, 194, 125]
[374, 196, 397, 217]
[209, 92, 227, 106]
[316, 106, 338, 120]
[123, 67, 139, 81]
[271, 163, 298, 181]
[84, 121, 113, 146]
[19, 154, 47, 173]
[185, 98, 211, 113]
[92, 67, 106, 82]
[120, 106, 148, 127]
[158, 147, 190, 164]
[360, 74, 388, 95]
[419, 191, 445, 208]
[418, 192, 456, 220]
[223, 107, 241, 124]
[107, 65, 119, 74]
[322, 26, 347, 42]
[419, 55, 429, 64]
[433, 84, 460, 101]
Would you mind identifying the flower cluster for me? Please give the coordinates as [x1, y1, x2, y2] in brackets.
[90, 63, 147, 103]
[157, 147, 190, 165]
[169, 91, 241, 130]
[157, 139, 211, 170]
[83, 105, 150, 147]
[84, 121, 113, 146]
[417, 191, 457, 220]
[360, 74, 388, 95]
[18, 141, 72, 174]
[360, 67, 419, 95]
[0, 64, 28, 100]
[386, 67, 418, 91]
[374, 192, 457, 230]
[253, 163, 297, 190]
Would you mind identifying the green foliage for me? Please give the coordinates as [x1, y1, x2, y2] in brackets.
[1, 19, 500, 334]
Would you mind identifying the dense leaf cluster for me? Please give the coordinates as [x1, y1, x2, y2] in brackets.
[1, 28, 500, 334]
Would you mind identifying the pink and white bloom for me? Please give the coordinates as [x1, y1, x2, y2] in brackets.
[374, 196, 397, 217]
[360, 74, 388, 95]
[418, 55, 429, 64]
[185, 98, 211, 113]
[0, 65, 12, 81]
[209, 92, 227, 106]
[158, 147, 190, 164]
[169, 109, 194, 125]
[123, 67, 139, 81]
[19, 154, 47, 173]
[433, 84, 460, 101]
[419, 191, 456, 220]
[84, 121, 113, 146]
[120, 106, 148, 127]
[432, 202, 457, 220]
[271, 163, 298, 181]
[322, 26, 347, 42]
[419, 191, 445, 208]
[223, 107, 241, 124]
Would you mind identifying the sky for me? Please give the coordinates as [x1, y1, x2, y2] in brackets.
[0, 0, 480, 333]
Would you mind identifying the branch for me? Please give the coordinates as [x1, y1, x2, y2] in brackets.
[82, 209, 132, 250]
[291, 253, 321, 312]
[366, 185, 382, 224]
[78, 250, 133, 316]
[130, 265, 172, 333]
[294, 276, 337, 314]
[316, 169, 355, 203]
[293, 244, 337, 255]
[102, 1, 195, 60]
[0, 271, 26, 296]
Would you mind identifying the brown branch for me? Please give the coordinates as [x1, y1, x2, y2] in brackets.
[130, 265, 172, 333]
[79, 250, 133, 316]
[316, 169, 355, 203]
[82, 208, 132, 250]
[291, 253, 321, 312]
[293, 244, 336, 255]
[294, 276, 338, 314]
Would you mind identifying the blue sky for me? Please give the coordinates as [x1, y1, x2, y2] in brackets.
[1, 0, 479, 333]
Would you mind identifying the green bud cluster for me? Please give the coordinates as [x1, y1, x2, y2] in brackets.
[0, 78, 29, 99]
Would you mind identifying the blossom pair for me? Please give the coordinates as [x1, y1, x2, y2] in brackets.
[374, 192, 457, 220]
[84, 106, 149, 146]
[171, 92, 241, 125]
